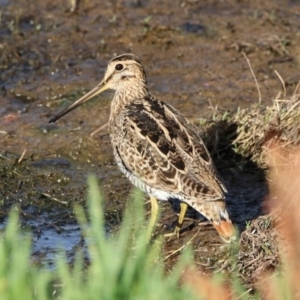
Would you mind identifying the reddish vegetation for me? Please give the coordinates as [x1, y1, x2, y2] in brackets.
[182, 139, 300, 299]
[258, 139, 300, 299]
[182, 268, 233, 300]
[2, 113, 19, 123]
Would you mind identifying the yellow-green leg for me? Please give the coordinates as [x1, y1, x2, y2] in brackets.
[165, 201, 188, 238]
[174, 202, 188, 238]
[147, 196, 159, 241]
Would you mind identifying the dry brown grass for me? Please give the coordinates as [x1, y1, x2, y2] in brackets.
[185, 92, 300, 299]
[201, 92, 300, 168]
[238, 215, 279, 287]
[234, 93, 300, 165]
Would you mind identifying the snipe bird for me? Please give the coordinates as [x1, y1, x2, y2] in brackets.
[49, 54, 235, 242]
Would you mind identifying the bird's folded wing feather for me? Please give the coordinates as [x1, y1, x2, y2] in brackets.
[117, 97, 226, 201]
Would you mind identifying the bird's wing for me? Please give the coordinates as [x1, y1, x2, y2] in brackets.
[116, 96, 226, 201]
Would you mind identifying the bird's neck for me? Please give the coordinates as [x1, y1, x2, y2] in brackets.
[109, 85, 149, 121]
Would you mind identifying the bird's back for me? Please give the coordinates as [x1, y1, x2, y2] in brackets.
[109, 94, 227, 203]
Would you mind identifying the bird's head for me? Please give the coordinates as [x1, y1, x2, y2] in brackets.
[49, 53, 147, 123]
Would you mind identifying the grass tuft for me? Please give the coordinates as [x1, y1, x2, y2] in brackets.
[0, 176, 196, 300]
[200, 92, 300, 168]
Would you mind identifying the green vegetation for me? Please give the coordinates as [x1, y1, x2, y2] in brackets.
[1, 171, 300, 299]
[0, 176, 195, 300]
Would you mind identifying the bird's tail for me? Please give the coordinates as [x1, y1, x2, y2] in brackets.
[213, 220, 236, 243]
[192, 200, 236, 242]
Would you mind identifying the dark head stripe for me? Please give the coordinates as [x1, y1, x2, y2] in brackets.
[109, 53, 147, 84]
[110, 53, 141, 64]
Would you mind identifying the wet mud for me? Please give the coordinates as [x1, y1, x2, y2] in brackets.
[1, 0, 300, 276]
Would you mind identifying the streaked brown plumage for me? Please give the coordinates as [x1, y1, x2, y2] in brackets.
[49, 53, 235, 242]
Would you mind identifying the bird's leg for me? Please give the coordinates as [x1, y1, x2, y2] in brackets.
[174, 202, 188, 238]
[147, 196, 159, 240]
[165, 201, 188, 238]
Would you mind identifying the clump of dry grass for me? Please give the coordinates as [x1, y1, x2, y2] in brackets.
[238, 215, 279, 286]
[234, 93, 300, 166]
[200, 91, 300, 168]
[185, 91, 300, 298]
[183, 128, 300, 299]
[230, 95, 300, 294]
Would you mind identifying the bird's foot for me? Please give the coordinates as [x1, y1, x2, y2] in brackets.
[164, 225, 181, 240]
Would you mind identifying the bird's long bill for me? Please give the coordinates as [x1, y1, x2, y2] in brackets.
[49, 80, 108, 123]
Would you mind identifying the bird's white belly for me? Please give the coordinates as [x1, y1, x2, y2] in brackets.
[115, 157, 180, 201]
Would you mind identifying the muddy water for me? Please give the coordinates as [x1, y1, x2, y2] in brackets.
[1, 0, 300, 270]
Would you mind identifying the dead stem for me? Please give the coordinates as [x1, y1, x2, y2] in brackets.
[164, 228, 200, 260]
[17, 149, 26, 164]
[242, 52, 262, 104]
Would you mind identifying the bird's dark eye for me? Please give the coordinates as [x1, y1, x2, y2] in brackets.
[115, 64, 123, 71]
